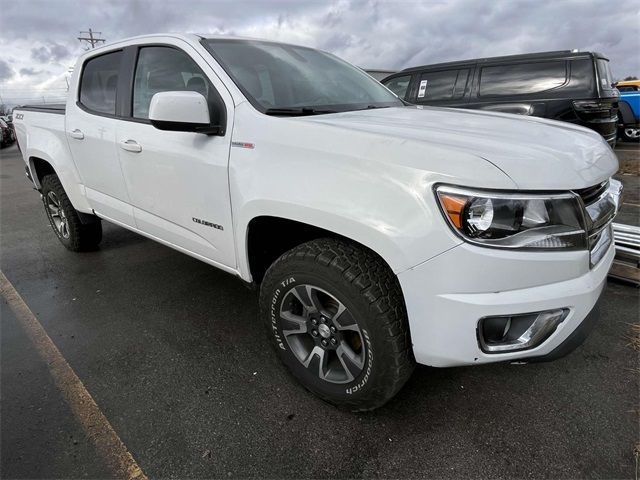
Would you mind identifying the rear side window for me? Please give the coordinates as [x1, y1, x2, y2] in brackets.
[596, 59, 613, 89]
[383, 75, 412, 99]
[416, 70, 459, 101]
[79, 51, 123, 115]
[412, 69, 469, 102]
[132, 46, 222, 123]
[479, 61, 567, 97]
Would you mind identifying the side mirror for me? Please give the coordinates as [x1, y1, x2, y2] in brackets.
[149, 91, 220, 134]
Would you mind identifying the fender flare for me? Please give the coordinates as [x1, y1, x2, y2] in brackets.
[235, 200, 412, 282]
[25, 147, 93, 214]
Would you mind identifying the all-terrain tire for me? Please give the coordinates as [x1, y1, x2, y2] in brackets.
[41, 174, 102, 251]
[259, 238, 415, 411]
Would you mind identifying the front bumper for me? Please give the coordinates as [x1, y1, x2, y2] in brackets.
[397, 241, 614, 367]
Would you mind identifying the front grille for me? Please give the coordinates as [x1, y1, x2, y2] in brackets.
[574, 180, 609, 205]
[576, 179, 622, 267]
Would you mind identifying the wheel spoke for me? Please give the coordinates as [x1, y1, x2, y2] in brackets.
[301, 346, 329, 380]
[291, 285, 313, 310]
[337, 342, 364, 379]
[280, 310, 308, 337]
[333, 305, 360, 332]
[48, 192, 60, 207]
[291, 285, 325, 314]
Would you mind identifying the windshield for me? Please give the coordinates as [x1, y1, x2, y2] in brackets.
[203, 39, 403, 114]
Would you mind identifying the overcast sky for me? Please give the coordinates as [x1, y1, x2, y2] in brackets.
[1, 0, 638, 105]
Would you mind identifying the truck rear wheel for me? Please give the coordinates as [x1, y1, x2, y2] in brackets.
[259, 238, 414, 411]
[41, 174, 102, 251]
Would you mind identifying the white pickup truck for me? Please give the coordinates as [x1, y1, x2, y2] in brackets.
[14, 34, 622, 410]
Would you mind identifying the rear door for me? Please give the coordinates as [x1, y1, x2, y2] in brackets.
[66, 49, 135, 226]
[466, 60, 569, 116]
[115, 42, 236, 268]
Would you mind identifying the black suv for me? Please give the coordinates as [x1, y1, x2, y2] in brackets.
[382, 51, 619, 146]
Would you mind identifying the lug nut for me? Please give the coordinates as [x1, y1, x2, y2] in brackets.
[330, 338, 337, 345]
[320, 316, 326, 323]
[311, 329, 319, 337]
[330, 326, 336, 333]
[321, 339, 328, 347]
[311, 318, 318, 326]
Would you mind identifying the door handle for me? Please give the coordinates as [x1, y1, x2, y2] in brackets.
[69, 129, 84, 140]
[119, 139, 142, 153]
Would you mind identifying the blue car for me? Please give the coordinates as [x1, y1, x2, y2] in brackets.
[616, 80, 640, 142]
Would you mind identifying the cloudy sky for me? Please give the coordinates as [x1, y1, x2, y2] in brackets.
[1, 0, 638, 105]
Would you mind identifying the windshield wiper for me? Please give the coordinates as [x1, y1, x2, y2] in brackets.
[263, 107, 338, 116]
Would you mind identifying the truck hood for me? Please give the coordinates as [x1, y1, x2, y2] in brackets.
[301, 106, 618, 190]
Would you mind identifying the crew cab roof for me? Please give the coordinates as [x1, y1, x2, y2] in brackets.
[71, 33, 316, 62]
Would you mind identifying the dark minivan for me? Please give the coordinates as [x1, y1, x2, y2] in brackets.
[382, 51, 619, 146]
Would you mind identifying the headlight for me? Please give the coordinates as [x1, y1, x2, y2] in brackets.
[435, 185, 587, 250]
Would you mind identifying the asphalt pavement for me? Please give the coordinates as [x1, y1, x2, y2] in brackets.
[1, 143, 638, 479]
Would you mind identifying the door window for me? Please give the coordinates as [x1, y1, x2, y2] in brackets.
[383, 75, 412, 99]
[453, 69, 470, 97]
[79, 51, 123, 115]
[132, 46, 222, 123]
[416, 70, 463, 101]
[596, 59, 613, 89]
[479, 61, 567, 97]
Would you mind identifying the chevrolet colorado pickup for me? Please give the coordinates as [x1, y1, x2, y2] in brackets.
[14, 34, 622, 411]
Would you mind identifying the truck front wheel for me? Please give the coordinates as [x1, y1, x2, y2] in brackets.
[41, 174, 102, 251]
[259, 238, 414, 411]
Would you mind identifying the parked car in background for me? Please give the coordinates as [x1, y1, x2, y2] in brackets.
[365, 69, 397, 81]
[615, 79, 640, 142]
[2, 115, 15, 143]
[382, 50, 619, 146]
[0, 118, 14, 147]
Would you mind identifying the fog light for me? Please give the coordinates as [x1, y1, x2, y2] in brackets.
[478, 309, 569, 353]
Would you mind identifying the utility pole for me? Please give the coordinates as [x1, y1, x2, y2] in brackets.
[77, 29, 106, 49]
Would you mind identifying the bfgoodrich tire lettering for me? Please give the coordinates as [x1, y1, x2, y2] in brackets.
[41, 174, 102, 252]
[259, 238, 414, 411]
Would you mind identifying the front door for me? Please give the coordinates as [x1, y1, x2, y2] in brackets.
[115, 44, 236, 268]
